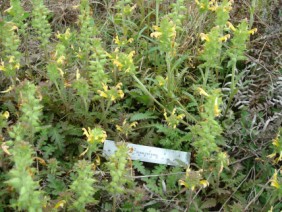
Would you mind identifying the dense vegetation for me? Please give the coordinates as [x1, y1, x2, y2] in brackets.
[0, 0, 281, 211]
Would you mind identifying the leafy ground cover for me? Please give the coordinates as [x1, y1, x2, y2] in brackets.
[0, 0, 281, 211]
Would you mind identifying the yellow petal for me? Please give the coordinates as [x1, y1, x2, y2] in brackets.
[1, 142, 11, 155]
[150, 32, 162, 38]
[33, 157, 47, 166]
[79, 147, 89, 157]
[0, 85, 14, 93]
[200, 180, 209, 188]
[3, 111, 9, 119]
[54, 200, 66, 209]
[197, 87, 209, 97]
[249, 28, 258, 35]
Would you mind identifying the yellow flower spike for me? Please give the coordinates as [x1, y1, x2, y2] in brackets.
[197, 87, 209, 97]
[249, 28, 258, 35]
[271, 170, 280, 189]
[200, 180, 209, 188]
[200, 33, 210, 42]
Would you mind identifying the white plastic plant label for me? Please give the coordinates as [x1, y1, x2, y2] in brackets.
[103, 140, 190, 166]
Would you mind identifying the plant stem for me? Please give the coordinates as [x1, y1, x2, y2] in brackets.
[166, 53, 174, 95]
[112, 195, 116, 212]
[223, 61, 237, 117]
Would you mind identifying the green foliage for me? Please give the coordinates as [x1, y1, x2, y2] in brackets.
[0, 0, 279, 211]
[70, 160, 97, 211]
[5, 82, 44, 211]
[31, 0, 52, 48]
[106, 144, 131, 194]
[0, 22, 21, 77]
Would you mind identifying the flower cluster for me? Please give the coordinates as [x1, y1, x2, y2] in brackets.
[116, 120, 138, 137]
[198, 26, 223, 69]
[150, 17, 177, 54]
[268, 130, 282, 164]
[82, 127, 107, 144]
[164, 108, 185, 129]
[225, 20, 257, 63]
[111, 49, 136, 74]
[0, 23, 21, 77]
[97, 83, 124, 102]
[179, 167, 209, 191]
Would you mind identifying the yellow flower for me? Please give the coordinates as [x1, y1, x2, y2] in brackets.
[57, 68, 64, 77]
[200, 33, 210, 42]
[114, 35, 120, 45]
[219, 34, 230, 42]
[116, 120, 138, 136]
[82, 127, 107, 144]
[97, 83, 124, 102]
[8, 56, 15, 63]
[113, 57, 123, 69]
[200, 180, 209, 188]
[0, 61, 5, 71]
[248, 28, 258, 35]
[214, 97, 220, 117]
[2, 111, 10, 119]
[54, 200, 66, 209]
[272, 135, 279, 147]
[56, 55, 65, 65]
[150, 31, 162, 38]
[164, 108, 185, 128]
[14, 63, 20, 70]
[76, 69, 81, 80]
[197, 87, 209, 97]
[227, 21, 236, 31]
[271, 170, 280, 189]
